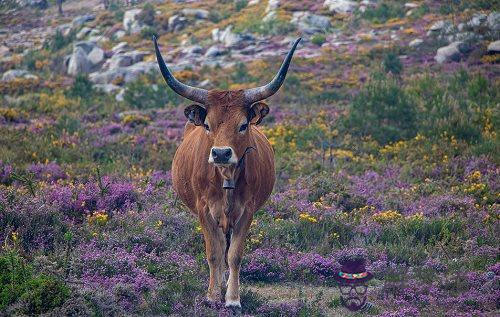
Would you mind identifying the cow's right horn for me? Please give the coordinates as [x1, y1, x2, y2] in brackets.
[244, 38, 301, 105]
[153, 35, 208, 105]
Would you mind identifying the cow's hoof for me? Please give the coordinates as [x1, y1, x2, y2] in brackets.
[225, 301, 242, 316]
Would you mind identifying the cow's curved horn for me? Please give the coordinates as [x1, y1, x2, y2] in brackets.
[244, 38, 301, 105]
[153, 35, 208, 105]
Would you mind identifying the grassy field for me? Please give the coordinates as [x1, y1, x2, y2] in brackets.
[0, 0, 499, 316]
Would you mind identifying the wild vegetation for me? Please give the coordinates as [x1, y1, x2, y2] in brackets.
[0, 0, 498, 316]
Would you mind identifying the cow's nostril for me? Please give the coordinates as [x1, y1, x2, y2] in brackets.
[212, 149, 218, 158]
[224, 149, 232, 158]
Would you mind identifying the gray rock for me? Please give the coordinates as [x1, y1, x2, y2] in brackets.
[409, 38, 423, 48]
[87, 46, 105, 66]
[16, 0, 47, 9]
[124, 61, 156, 82]
[181, 8, 209, 19]
[67, 47, 92, 75]
[89, 62, 156, 85]
[181, 45, 203, 55]
[104, 51, 147, 70]
[74, 41, 98, 54]
[266, 0, 280, 13]
[452, 32, 482, 43]
[94, 83, 121, 93]
[429, 20, 450, 32]
[123, 9, 144, 34]
[116, 89, 125, 102]
[291, 12, 331, 34]
[168, 15, 188, 33]
[111, 42, 130, 54]
[488, 12, 500, 31]
[434, 41, 470, 64]
[487, 40, 500, 53]
[404, 3, 419, 9]
[57, 23, 73, 37]
[323, 0, 358, 13]
[213, 25, 254, 48]
[0, 45, 10, 59]
[427, 20, 454, 37]
[114, 30, 126, 39]
[2, 69, 38, 81]
[468, 13, 487, 28]
[205, 45, 227, 58]
[72, 14, 96, 28]
[76, 27, 93, 40]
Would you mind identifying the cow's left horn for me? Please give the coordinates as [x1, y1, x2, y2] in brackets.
[153, 35, 208, 105]
[244, 38, 301, 105]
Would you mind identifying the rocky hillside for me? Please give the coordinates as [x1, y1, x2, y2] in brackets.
[1, 0, 498, 100]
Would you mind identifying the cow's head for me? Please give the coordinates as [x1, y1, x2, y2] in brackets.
[154, 36, 300, 183]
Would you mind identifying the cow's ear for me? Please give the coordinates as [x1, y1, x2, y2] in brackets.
[184, 104, 207, 126]
[249, 102, 269, 125]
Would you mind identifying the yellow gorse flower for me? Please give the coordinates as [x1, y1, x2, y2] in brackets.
[88, 211, 109, 226]
[299, 212, 318, 223]
[11, 231, 19, 243]
[372, 210, 402, 224]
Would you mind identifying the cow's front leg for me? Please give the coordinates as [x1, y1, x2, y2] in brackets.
[225, 209, 252, 309]
[199, 208, 226, 302]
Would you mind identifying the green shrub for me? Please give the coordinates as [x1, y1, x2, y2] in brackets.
[23, 50, 45, 71]
[343, 74, 418, 145]
[0, 250, 69, 313]
[45, 29, 75, 52]
[409, 70, 498, 144]
[311, 34, 327, 46]
[361, 3, 405, 24]
[234, 0, 248, 12]
[66, 74, 94, 99]
[140, 26, 157, 40]
[123, 73, 182, 109]
[137, 3, 155, 26]
[382, 52, 403, 75]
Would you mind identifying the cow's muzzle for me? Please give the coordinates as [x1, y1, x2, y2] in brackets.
[209, 146, 238, 165]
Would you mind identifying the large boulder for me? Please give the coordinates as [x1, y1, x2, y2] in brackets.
[205, 45, 228, 58]
[89, 62, 156, 85]
[180, 8, 209, 19]
[67, 47, 91, 75]
[72, 14, 96, 28]
[323, 0, 358, 13]
[87, 46, 105, 66]
[291, 12, 331, 34]
[434, 41, 470, 64]
[467, 13, 487, 28]
[67, 42, 104, 75]
[103, 51, 148, 70]
[212, 25, 254, 48]
[2, 69, 38, 81]
[168, 15, 188, 33]
[487, 40, 500, 54]
[488, 12, 500, 31]
[123, 9, 144, 34]
[16, 0, 48, 9]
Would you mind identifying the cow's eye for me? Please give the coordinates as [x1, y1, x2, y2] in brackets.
[203, 123, 210, 131]
[239, 123, 248, 132]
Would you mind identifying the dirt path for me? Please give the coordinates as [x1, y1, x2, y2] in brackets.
[247, 283, 349, 316]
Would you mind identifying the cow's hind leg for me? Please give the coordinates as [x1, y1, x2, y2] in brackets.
[200, 208, 226, 302]
[225, 210, 252, 309]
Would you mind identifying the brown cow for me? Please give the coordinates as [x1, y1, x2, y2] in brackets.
[153, 36, 301, 310]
